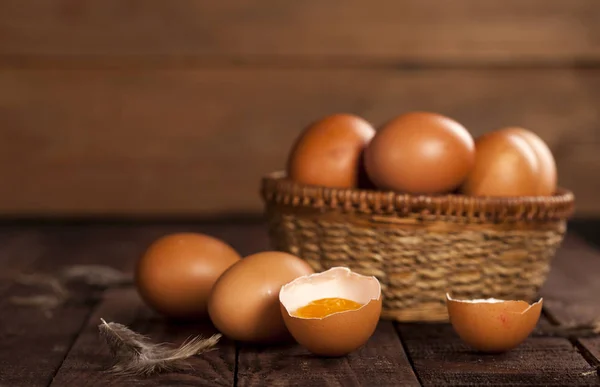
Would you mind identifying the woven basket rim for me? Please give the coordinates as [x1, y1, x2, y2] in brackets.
[261, 171, 575, 221]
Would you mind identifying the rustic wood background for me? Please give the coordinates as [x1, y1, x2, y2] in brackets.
[1, 1, 599, 217]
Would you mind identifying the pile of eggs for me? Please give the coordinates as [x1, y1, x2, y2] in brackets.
[134, 111, 555, 357]
[287, 112, 557, 197]
[135, 233, 382, 356]
[135, 233, 543, 356]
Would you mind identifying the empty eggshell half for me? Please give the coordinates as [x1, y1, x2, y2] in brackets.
[446, 293, 543, 353]
[279, 267, 382, 357]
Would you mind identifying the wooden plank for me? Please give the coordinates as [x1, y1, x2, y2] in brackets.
[0, 226, 90, 387]
[396, 231, 600, 386]
[0, 223, 144, 387]
[0, 1, 599, 63]
[0, 224, 126, 387]
[0, 223, 598, 385]
[570, 220, 600, 250]
[237, 321, 420, 387]
[542, 234, 600, 326]
[541, 233, 600, 371]
[397, 232, 600, 385]
[0, 288, 93, 387]
[1, 68, 599, 216]
[581, 339, 600, 371]
[397, 322, 598, 386]
[0, 227, 50, 292]
[50, 287, 235, 387]
[0, 222, 266, 387]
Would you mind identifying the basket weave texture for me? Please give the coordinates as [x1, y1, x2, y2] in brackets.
[261, 171, 575, 322]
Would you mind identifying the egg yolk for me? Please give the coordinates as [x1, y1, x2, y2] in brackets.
[292, 297, 363, 318]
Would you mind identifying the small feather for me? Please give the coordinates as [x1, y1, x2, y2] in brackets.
[98, 318, 221, 375]
[61, 265, 132, 287]
[9, 295, 65, 309]
[9, 266, 131, 313]
[10, 274, 70, 313]
[15, 274, 69, 297]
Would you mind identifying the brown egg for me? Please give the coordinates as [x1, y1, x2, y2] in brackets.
[279, 267, 382, 357]
[446, 293, 543, 353]
[208, 251, 314, 343]
[364, 111, 475, 194]
[287, 113, 375, 188]
[135, 233, 241, 319]
[501, 127, 557, 195]
[460, 130, 541, 196]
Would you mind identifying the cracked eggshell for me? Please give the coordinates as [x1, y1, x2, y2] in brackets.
[446, 293, 543, 353]
[279, 267, 382, 357]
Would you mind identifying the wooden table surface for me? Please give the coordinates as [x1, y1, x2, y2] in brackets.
[0, 219, 599, 386]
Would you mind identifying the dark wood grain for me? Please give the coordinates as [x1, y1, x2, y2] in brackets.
[237, 321, 419, 387]
[570, 220, 600, 250]
[1, 221, 599, 386]
[542, 234, 600, 324]
[1, 1, 599, 63]
[0, 228, 50, 292]
[50, 287, 235, 387]
[0, 294, 93, 387]
[0, 222, 267, 387]
[1, 68, 599, 216]
[396, 232, 600, 386]
[0, 226, 110, 387]
[0, 223, 149, 387]
[541, 234, 600, 373]
[580, 340, 600, 370]
[397, 323, 598, 386]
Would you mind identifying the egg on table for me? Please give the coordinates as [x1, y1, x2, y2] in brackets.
[287, 113, 376, 189]
[446, 293, 543, 353]
[364, 111, 475, 194]
[135, 232, 241, 320]
[208, 251, 314, 343]
[279, 267, 382, 357]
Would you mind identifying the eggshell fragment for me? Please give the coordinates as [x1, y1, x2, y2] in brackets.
[280, 267, 382, 357]
[446, 293, 543, 353]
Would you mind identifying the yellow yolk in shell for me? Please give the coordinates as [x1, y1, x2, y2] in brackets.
[292, 297, 363, 318]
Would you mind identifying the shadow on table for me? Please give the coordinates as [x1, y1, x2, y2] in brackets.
[569, 219, 600, 249]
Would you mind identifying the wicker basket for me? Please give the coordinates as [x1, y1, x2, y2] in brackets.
[260, 171, 575, 322]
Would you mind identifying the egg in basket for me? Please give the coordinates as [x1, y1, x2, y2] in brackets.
[261, 112, 574, 322]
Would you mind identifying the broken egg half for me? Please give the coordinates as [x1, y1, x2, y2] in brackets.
[446, 293, 543, 353]
[279, 267, 382, 357]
